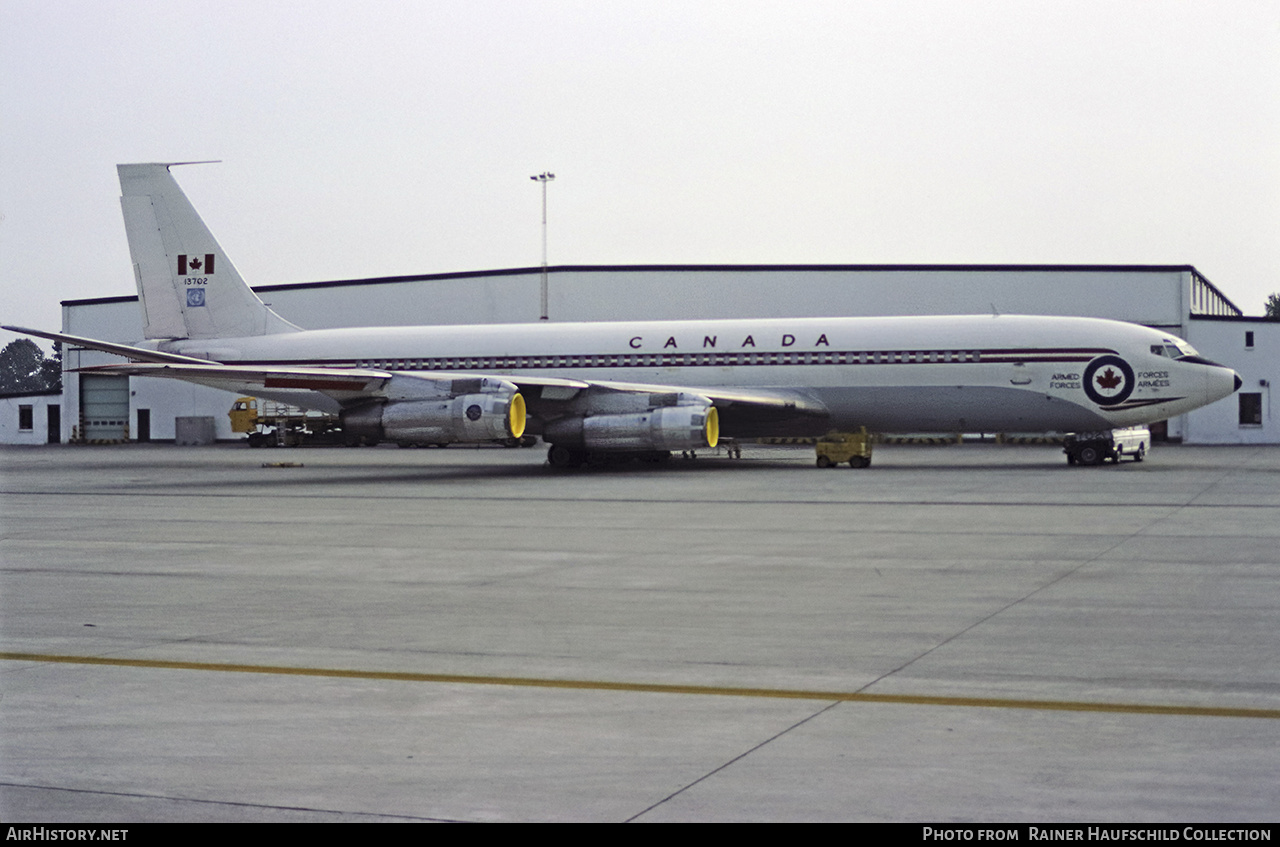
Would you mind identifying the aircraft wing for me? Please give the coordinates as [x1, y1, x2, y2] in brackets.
[79, 362, 829, 432]
[77, 362, 398, 411]
[8, 323, 828, 437]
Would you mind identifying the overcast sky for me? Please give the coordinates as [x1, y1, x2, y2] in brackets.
[3, 0, 1278, 352]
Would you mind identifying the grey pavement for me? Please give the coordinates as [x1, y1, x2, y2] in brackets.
[2, 442, 1278, 822]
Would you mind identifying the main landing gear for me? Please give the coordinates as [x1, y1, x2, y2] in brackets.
[547, 444, 675, 469]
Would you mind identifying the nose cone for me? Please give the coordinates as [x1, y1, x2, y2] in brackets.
[1201, 364, 1243, 408]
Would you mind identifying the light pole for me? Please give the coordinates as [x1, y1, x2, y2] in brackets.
[530, 171, 555, 320]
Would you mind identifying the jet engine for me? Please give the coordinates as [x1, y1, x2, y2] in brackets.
[543, 403, 718, 452]
[340, 376, 525, 445]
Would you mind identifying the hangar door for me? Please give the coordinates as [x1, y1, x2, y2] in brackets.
[80, 374, 129, 441]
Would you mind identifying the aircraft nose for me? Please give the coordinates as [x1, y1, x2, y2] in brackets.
[1234, 373, 1243, 393]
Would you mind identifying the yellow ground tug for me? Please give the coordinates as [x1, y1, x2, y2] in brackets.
[814, 428, 873, 468]
[228, 397, 344, 447]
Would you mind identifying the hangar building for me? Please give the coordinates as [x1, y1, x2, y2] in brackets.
[42, 263, 1279, 445]
[0, 389, 61, 445]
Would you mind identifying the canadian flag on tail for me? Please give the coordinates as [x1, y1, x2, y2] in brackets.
[177, 254, 215, 275]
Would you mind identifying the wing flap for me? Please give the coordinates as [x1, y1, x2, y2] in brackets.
[512, 376, 830, 437]
[78, 362, 395, 410]
[78, 362, 528, 417]
[598, 380, 826, 415]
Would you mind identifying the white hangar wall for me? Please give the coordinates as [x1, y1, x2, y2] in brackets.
[259, 265, 1192, 329]
[1183, 317, 1279, 444]
[54, 264, 1267, 444]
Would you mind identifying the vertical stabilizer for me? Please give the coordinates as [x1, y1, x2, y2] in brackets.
[118, 163, 299, 339]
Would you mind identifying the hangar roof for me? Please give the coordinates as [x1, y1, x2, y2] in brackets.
[65, 262, 1240, 316]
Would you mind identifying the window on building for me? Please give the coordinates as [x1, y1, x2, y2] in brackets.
[18, 405, 34, 431]
[1245, 331, 1255, 348]
[1239, 393, 1263, 426]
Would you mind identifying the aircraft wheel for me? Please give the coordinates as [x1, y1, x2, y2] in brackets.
[816, 455, 832, 468]
[547, 444, 585, 468]
[1076, 445, 1102, 466]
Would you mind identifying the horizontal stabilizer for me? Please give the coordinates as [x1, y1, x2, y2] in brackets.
[2, 325, 211, 364]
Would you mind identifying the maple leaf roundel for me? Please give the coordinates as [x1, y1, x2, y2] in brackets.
[1082, 355, 1135, 406]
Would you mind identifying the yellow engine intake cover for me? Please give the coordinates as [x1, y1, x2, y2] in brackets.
[508, 393, 527, 438]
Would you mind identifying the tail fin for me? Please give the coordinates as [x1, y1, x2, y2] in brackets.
[118, 163, 299, 340]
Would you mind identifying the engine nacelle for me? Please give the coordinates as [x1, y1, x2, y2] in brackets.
[544, 404, 718, 452]
[342, 391, 525, 444]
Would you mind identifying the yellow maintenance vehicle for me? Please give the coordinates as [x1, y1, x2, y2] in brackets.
[814, 428, 873, 468]
[228, 397, 346, 447]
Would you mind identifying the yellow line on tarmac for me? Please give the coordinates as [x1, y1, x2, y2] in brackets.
[4, 651, 1279, 720]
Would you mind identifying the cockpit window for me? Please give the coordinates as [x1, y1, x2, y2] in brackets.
[1160, 340, 1198, 359]
[1151, 345, 1166, 356]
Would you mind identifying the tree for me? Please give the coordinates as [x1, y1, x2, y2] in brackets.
[38, 341, 62, 390]
[0, 338, 61, 392]
[1266, 293, 1280, 320]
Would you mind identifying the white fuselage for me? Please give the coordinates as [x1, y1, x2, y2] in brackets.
[153, 313, 1240, 435]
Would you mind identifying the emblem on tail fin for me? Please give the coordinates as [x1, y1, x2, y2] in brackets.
[178, 254, 215, 275]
